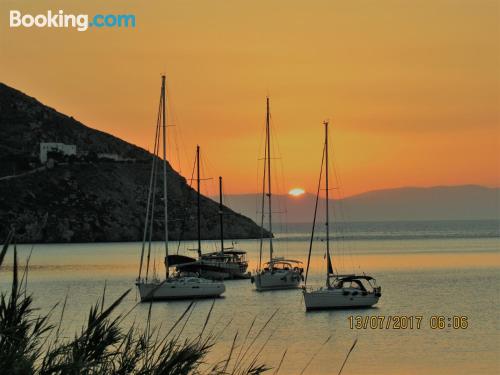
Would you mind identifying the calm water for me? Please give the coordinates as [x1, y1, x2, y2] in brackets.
[1, 220, 499, 375]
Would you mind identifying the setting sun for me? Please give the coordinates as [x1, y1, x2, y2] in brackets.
[289, 188, 305, 197]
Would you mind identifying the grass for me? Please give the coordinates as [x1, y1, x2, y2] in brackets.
[0, 231, 271, 374]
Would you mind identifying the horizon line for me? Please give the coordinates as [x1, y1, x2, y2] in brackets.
[211, 184, 500, 199]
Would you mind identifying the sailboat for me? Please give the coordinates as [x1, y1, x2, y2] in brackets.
[135, 76, 225, 301]
[302, 121, 382, 310]
[251, 97, 304, 291]
[176, 146, 250, 279]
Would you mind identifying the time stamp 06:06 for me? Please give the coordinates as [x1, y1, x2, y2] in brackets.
[348, 315, 469, 330]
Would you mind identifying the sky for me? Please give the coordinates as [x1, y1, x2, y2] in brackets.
[1, 0, 499, 196]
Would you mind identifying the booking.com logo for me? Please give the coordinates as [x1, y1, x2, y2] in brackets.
[9, 10, 136, 32]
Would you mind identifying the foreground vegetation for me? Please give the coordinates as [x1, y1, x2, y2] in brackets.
[0, 231, 270, 374]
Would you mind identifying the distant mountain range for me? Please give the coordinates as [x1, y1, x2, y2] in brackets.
[0, 82, 267, 243]
[220, 185, 499, 223]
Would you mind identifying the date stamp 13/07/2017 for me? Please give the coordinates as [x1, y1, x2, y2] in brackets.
[348, 315, 469, 330]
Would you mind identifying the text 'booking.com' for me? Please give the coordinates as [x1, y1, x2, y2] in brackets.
[9, 10, 136, 32]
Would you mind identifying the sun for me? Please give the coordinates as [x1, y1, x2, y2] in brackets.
[288, 188, 305, 197]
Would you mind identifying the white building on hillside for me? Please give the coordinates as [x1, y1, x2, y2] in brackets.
[40, 142, 77, 163]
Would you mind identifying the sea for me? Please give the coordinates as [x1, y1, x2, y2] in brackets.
[1, 219, 499, 375]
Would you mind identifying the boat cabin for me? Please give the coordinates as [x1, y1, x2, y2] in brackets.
[201, 250, 248, 264]
[264, 258, 304, 274]
[330, 275, 379, 292]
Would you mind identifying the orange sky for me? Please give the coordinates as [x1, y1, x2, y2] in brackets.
[1, 0, 499, 196]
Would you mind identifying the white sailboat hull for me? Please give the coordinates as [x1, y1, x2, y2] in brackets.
[303, 288, 379, 310]
[136, 277, 225, 301]
[253, 269, 302, 291]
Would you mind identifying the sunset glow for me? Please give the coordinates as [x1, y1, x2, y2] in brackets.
[289, 188, 305, 197]
[0, 1, 498, 196]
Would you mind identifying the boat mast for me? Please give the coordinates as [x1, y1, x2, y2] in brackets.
[138, 97, 161, 281]
[324, 121, 333, 286]
[196, 145, 202, 258]
[304, 136, 326, 287]
[162, 75, 169, 278]
[266, 97, 274, 263]
[258, 99, 267, 271]
[219, 176, 224, 254]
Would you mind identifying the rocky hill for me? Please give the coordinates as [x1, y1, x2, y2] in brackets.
[0, 83, 267, 243]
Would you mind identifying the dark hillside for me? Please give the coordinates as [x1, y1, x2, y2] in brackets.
[0, 83, 267, 242]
